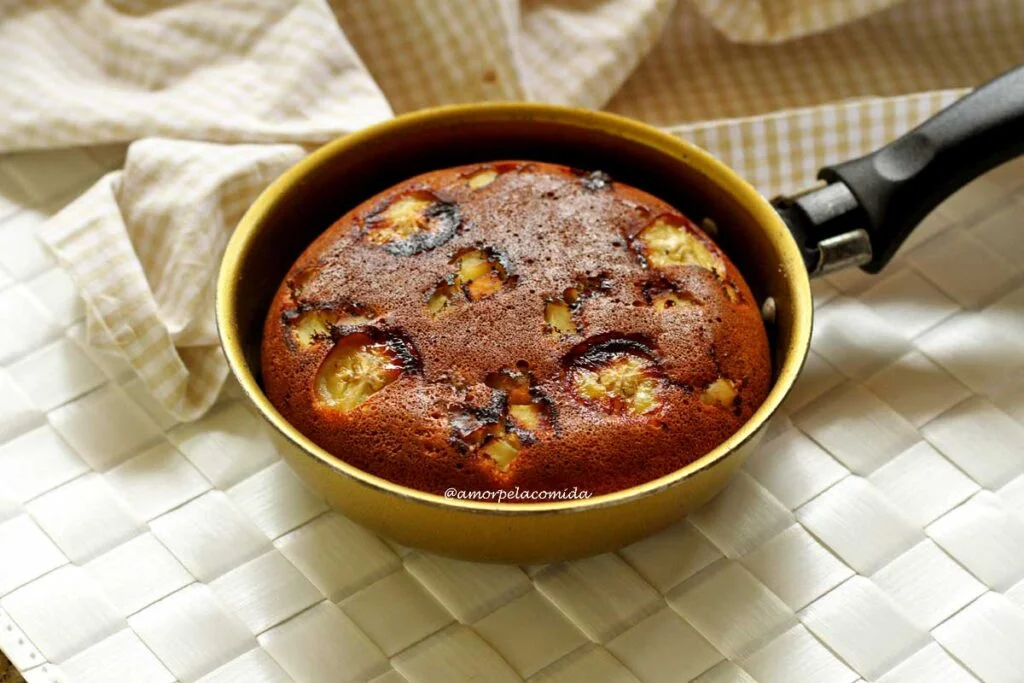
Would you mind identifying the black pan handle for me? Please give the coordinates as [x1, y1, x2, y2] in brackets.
[775, 64, 1024, 276]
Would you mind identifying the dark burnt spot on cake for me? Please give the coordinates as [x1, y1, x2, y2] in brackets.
[360, 326, 422, 374]
[450, 404, 501, 449]
[564, 334, 658, 366]
[362, 189, 460, 255]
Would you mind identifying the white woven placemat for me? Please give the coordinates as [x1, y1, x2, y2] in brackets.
[0, 147, 1022, 683]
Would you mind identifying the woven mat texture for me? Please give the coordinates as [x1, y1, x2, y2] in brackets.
[0, 144, 1022, 682]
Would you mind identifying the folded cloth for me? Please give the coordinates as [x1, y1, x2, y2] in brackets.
[42, 140, 306, 419]
[0, 0, 1020, 420]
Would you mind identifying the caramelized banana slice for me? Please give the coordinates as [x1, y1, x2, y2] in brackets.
[364, 191, 459, 255]
[452, 416, 524, 472]
[285, 305, 375, 347]
[452, 247, 511, 301]
[315, 333, 407, 412]
[507, 404, 544, 431]
[467, 169, 498, 189]
[426, 279, 458, 315]
[544, 299, 577, 335]
[650, 291, 693, 310]
[484, 369, 532, 404]
[453, 365, 549, 470]
[480, 431, 522, 471]
[701, 378, 738, 409]
[573, 355, 662, 416]
[365, 194, 432, 243]
[642, 279, 699, 312]
[544, 274, 611, 336]
[457, 249, 493, 284]
[425, 248, 514, 315]
[635, 217, 724, 276]
[568, 339, 665, 417]
[484, 367, 551, 434]
[723, 281, 742, 303]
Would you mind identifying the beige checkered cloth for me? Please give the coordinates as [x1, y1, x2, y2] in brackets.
[1, 0, 1021, 421]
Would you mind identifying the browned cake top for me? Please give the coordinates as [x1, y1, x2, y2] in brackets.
[261, 161, 771, 498]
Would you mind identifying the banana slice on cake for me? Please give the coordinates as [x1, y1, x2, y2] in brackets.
[485, 368, 549, 433]
[569, 340, 666, 417]
[635, 217, 724, 276]
[479, 431, 522, 470]
[467, 169, 498, 189]
[544, 274, 611, 336]
[455, 248, 509, 300]
[364, 191, 460, 255]
[428, 247, 513, 315]
[701, 377, 739, 409]
[287, 307, 374, 347]
[315, 333, 407, 412]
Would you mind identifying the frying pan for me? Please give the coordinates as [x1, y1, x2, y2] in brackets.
[217, 65, 1024, 563]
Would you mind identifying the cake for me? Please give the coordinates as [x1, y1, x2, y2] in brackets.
[261, 161, 771, 498]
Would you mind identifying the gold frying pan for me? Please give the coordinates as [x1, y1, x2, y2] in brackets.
[217, 66, 1023, 563]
